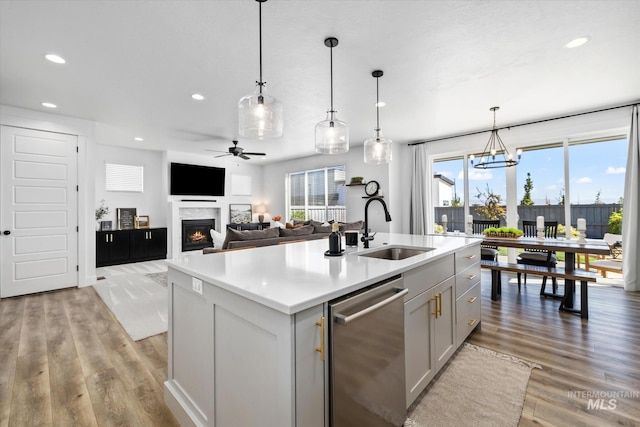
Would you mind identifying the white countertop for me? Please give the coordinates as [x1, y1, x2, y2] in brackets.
[167, 232, 481, 315]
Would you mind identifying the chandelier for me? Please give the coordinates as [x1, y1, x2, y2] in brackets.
[470, 107, 522, 169]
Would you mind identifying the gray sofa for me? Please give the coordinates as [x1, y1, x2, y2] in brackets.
[204, 220, 363, 252]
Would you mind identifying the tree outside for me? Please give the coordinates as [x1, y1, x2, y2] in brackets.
[475, 184, 506, 220]
[521, 172, 534, 206]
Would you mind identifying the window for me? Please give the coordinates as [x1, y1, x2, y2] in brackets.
[106, 163, 144, 192]
[516, 144, 566, 227]
[286, 166, 346, 222]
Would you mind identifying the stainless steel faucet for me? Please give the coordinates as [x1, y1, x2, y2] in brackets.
[361, 197, 392, 248]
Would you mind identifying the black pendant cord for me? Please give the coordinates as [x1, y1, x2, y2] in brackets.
[375, 76, 380, 132]
[258, 0, 263, 94]
[408, 101, 640, 146]
[329, 44, 334, 113]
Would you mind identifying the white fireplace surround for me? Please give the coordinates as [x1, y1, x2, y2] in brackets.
[169, 201, 225, 258]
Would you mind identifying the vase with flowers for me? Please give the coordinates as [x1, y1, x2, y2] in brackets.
[95, 199, 110, 230]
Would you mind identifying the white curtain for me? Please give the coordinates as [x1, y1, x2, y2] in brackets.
[410, 144, 430, 234]
[623, 105, 639, 291]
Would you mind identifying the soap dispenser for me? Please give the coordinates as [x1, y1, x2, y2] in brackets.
[328, 223, 342, 255]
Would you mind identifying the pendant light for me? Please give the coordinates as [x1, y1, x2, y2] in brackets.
[364, 70, 392, 164]
[315, 37, 349, 154]
[238, 0, 283, 139]
[469, 107, 522, 169]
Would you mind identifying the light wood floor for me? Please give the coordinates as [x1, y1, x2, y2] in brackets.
[1, 275, 639, 426]
[0, 286, 178, 427]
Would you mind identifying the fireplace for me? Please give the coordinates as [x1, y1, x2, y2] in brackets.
[182, 219, 215, 252]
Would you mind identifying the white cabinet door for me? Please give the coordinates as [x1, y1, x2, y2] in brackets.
[1, 126, 78, 297]
[404, 288, 436, 407]
[295, 304, 327, 427]
[433, 276, 456, 371]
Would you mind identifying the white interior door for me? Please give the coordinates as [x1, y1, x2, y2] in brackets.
[1, 126, 78, 298]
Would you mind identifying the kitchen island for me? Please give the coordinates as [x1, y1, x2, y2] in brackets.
[164, 233, 481, 426]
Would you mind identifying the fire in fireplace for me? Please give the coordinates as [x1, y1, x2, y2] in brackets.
[182, 219, 215, 252]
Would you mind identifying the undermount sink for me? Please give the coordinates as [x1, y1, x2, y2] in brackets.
[358, 246, 434, 261]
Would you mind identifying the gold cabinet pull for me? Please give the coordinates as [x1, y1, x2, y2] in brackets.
[467, 296, 477, 303]
[315, 317, 325, 362]
[432, 293, 443, 318]
[466, 254, 476, 260]
[468, 319, 477, 327]
[467, 274, 477, 280]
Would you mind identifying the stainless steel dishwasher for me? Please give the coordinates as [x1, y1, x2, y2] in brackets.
[329, 275, 407, 427]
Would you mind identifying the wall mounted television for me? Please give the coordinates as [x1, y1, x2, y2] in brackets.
[170, 162, 225, 196]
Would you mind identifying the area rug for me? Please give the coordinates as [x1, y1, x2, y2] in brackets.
[406, 343, 541, 427]
[93, 272, 168, 341]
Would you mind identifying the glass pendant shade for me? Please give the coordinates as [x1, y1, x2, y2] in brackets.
[315, 111, 349, 154]
[238, 83, 283, 139]
[364, 130, 392, 164]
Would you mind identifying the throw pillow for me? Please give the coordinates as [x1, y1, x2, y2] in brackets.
[210, 229, 225, 248]
[312, 224, 332, 234]
[339, 220, 364, 232]
[279, 225, 314, 237]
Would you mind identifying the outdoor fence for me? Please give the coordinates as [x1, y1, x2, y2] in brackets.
[435, 204, 622, 239]
[289, 206, 347, 223]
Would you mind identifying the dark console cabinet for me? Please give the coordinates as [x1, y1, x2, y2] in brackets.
[96, 227, 167, 267]
[130, 228, 168, 261]
[96, 230, 131, 267]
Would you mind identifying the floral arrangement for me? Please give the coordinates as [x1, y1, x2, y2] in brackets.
[272, 215, 282, 222]
[95, 199, 110, 221]
[483, 227, 523, 238]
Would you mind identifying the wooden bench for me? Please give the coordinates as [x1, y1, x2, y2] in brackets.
[480, 260, 597, 319]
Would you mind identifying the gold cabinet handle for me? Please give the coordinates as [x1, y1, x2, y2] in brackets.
[315, 317, 325, 362]
[466, 254, 476, 260]
[467, 296, 477, 303]
[468, 319, 477, 327]
[432, 293, 443, 318]
[467, 274, 477, 280]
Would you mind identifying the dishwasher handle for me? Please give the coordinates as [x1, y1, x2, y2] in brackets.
[334, 287, 408, 325]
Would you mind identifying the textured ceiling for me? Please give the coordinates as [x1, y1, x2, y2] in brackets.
[1, 0, 639, 163]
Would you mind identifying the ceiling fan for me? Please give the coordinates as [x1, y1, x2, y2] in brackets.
[206, 140, 266, 160]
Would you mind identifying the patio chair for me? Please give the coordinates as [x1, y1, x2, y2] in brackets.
[517, 220, 558, 294]
[473, 219, 500, 261]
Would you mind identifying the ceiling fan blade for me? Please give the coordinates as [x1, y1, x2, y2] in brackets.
[206, 149, 228, 154]
[242, 152, 266, 156]
[214, 153, 232, 158]
[240, 154, 251, 160]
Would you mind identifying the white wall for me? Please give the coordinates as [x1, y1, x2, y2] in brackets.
[94, 144, 167, 228]
[262, 145, 394, 234]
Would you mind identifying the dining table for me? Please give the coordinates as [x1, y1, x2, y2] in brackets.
[480, 236, 611, 312]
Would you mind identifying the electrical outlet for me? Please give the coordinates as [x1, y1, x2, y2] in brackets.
[192, 277, 203, 295]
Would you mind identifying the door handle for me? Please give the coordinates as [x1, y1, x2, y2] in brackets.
[334, 288, 408, 325]
[3, 230, 10, 235]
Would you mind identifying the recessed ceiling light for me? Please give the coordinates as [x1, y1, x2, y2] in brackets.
[45, 54, 66, 64]
[134, 137, 144, 141]
[191, 93, 205, 101]
[565, 36, 591, 48]
[41, 102, 57, 108]
[375, 101, 386, 108]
